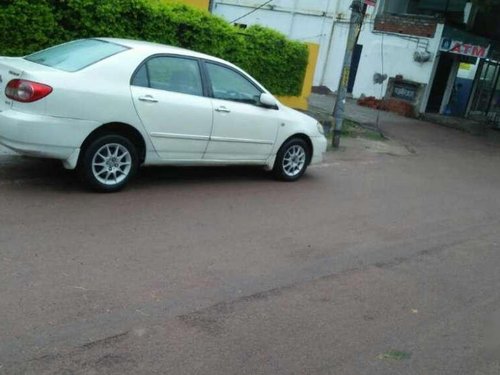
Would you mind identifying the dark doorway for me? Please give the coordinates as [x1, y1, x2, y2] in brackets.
[426, 53, 454, 113]
[347, 44, 363, 93]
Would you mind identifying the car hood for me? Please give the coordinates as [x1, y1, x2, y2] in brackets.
[279, 104, 318, 127]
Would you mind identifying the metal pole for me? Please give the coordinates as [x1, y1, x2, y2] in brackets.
[331, 0, 364, 148]
[444, 0, 451, 13]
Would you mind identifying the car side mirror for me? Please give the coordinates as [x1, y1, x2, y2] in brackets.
[259, 93, 279, 109]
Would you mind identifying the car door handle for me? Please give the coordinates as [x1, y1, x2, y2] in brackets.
[138, 95, 158, 103]
[215, 106, 231, 113]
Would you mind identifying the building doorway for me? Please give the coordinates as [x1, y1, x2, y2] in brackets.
[347, 44, 363, 94]
[426, 53, 455, 113]
[447, 58, 478, 117]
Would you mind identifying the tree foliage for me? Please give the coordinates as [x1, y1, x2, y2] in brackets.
[0, 0, 308, 96]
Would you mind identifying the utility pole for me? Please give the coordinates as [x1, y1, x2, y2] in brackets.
[444, 0, 451, 13]
[331, 0, 365, 148]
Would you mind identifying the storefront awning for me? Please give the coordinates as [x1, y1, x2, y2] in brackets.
[442, 26, 491, 47]
[440, 25, 492, 59]
[418, 0, 468, 12]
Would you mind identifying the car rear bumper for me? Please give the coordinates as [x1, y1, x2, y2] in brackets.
[0, 109, 99, 168]
[310, 135, 328, 164]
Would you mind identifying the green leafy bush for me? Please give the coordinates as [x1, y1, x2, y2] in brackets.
[0, 0, 308, 95]
[0, 0, 59, 56]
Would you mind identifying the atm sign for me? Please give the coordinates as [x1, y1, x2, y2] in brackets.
[440, 38, 490, 58]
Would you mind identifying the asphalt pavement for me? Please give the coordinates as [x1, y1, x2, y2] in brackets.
[1, 110, 500, 374]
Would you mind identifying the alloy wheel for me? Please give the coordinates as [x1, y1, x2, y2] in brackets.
[91, 143, 132, 186]
[282, 144, 306, 177]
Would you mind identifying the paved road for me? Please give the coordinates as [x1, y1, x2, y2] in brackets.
[1, 113, 500, 374]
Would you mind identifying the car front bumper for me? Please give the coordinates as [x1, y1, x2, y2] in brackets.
[0, 109, 99, 169]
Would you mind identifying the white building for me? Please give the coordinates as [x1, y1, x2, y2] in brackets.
[212, 0, 354, 90]
[212, 0, 497, 118]
[354, 1, 445, 113]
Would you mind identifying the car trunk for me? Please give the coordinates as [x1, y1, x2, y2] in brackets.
[0, 56, 63, 114]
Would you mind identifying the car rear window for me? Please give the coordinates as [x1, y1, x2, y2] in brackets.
[24, 39, 128, 72]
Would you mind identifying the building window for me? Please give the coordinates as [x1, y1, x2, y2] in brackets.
[380, 0, 467, 21]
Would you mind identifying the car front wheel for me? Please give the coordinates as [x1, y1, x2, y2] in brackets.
[273, 138, 311, 181]
[79, 134, 139, 192]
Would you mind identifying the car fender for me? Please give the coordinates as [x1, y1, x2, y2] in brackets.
[272, 106, 318, 154]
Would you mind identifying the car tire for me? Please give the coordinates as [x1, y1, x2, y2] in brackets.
[78, 134, 139, 192]
[273, 137, 311, 181]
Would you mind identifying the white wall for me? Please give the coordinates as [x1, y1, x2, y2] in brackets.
[212, 0, 353, 89]
[352, 23, 445, 110]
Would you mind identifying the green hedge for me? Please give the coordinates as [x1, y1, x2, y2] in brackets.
[0, 0, 308, 96]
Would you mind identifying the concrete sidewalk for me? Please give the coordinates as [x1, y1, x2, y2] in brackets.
[308, 93, 394, 128]
[308, 93, 500, 144]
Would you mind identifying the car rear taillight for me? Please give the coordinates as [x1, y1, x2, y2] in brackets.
[5, 79, 53, 103]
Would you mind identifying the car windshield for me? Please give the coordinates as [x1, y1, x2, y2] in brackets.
[24, 39, 128, 72]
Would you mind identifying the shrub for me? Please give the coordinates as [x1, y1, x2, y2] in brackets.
[237, 25, 308, 97]
[0, 0, 58, 56]
[0, 0, 308, 96]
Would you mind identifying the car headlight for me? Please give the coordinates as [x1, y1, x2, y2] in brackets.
[317, 122, 325, 135]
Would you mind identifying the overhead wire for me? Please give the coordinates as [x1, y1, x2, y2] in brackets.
[230, 0, 274, 24]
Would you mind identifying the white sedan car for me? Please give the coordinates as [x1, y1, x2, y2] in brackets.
[0, 38, 327, 192]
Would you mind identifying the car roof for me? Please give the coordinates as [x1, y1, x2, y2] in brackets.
[93, 38, 267, 93]
[96, 37, 228, 65]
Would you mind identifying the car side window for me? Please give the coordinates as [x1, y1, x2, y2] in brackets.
[131, 56, 203, 97]
[206, 62, 262, 105]
[132, 64, 148, 87]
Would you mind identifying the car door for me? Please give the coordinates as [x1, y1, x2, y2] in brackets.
[203, 61, 280, 161]
[131, 55, 213, 160]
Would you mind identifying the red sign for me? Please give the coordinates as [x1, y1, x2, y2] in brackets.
[364, 0, 377, 6]
[450, 43, 488, 58]
[440, 39, 490, 58]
